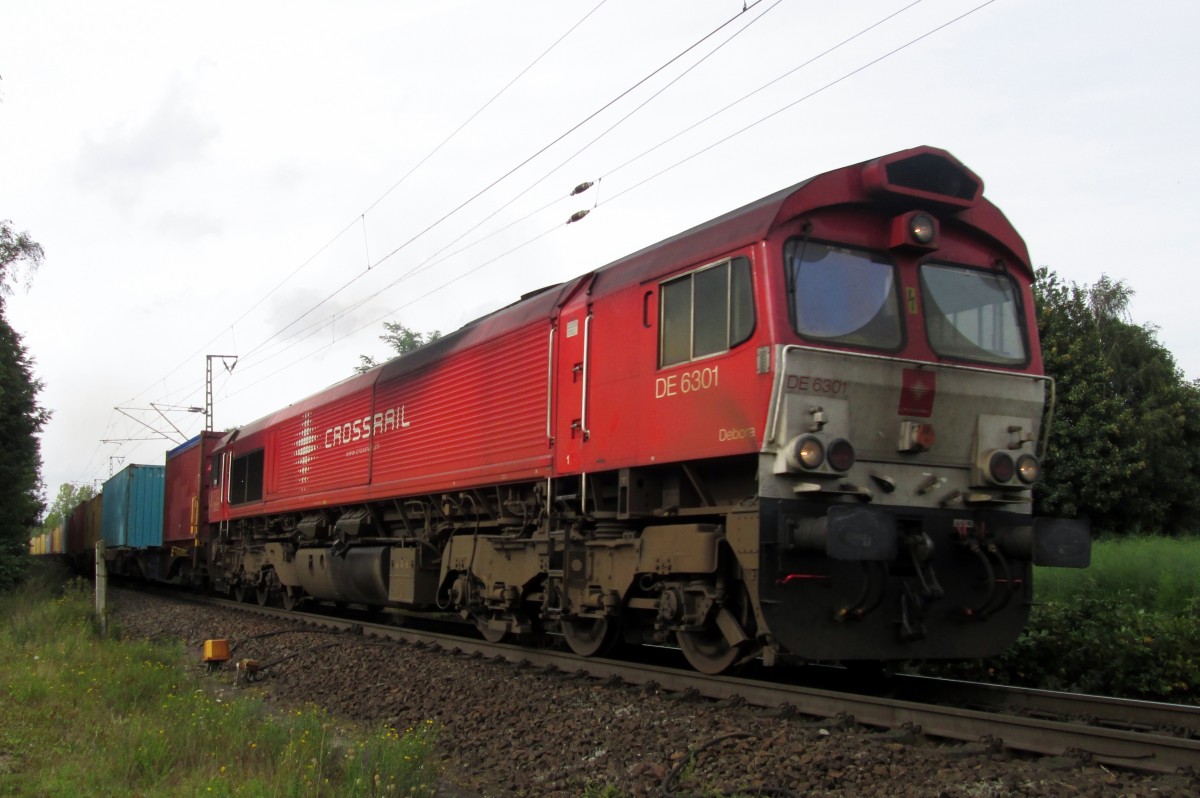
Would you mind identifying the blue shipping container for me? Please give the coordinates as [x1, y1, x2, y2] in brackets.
[101, 464, 165, 548]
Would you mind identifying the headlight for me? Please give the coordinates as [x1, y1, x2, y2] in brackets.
[1016, 454, 1040, 484]
[890, 210, 939, 251]
[791, 435, 825, 470]
[827, 438, 856, 472]
[987, 451, 1015, 484]
[909, 213, 936, 244]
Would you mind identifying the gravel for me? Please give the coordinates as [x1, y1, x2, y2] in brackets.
[112, 589, 1197, 797]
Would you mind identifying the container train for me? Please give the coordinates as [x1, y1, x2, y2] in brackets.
[46, 146, 1090, 673]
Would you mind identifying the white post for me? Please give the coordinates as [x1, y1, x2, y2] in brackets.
[95, 540, 108, 637]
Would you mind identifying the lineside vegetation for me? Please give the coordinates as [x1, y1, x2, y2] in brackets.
[1036, 535, 1200, 612]
[921, 536, 1200, 704]
[0, 569, 439, 797]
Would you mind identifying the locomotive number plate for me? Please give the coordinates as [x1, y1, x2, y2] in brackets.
[785, 374, 848, 396]
[655, 365, 719, 398]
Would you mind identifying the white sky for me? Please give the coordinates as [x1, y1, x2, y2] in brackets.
[2, 0, 1198, 500]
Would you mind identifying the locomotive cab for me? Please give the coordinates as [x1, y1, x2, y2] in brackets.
[753, 147, 1089, 662]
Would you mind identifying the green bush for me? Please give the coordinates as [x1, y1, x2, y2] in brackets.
[921, 589, 1200, 703]
[918, 536, 1200, 704]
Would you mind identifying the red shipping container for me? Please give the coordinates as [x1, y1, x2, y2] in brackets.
[163, 432, 222, 545]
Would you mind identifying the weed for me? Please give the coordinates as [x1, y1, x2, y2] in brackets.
[0, 575, 441, 797]
[1034, 535, 1200, 613]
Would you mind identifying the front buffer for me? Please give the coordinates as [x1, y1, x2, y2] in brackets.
[756, 497, 1088, 661]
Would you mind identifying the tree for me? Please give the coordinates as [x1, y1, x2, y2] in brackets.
[0, 220, 44, 298]
[355, 321, 442, 374]
[1034, 268, 1200, 536]
[42, 483, 96, 531]
[0, 220, 49, 587]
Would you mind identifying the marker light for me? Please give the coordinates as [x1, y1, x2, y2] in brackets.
[1016, 454, 1040, 484]
[987, 451, 1015, 484]
[827, 439, 856, 472]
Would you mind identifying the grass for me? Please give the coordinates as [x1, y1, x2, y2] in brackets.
[1034, 534, 1200, 613]
[919, 536, 1200, 702]
[0, 569, 439, 797]
[8, 536, 1194, 794]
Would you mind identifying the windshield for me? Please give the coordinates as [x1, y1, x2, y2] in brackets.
[785, 240, 902, 350]
[921, 262, 1027, 365]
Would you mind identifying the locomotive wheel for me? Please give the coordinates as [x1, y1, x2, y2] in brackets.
[233, 584, 247, 603]
[677, 624, 742, 675]
[676, 586, 755, 675]
[256, 586, 270, 607]
[282, 588, 300, 611]
[561, 616, 618, 658]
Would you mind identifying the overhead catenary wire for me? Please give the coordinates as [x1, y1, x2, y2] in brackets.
[223, 0, 939, 386]
[226, 221, 565, 397]
[359, 0, 770, 275]
[85, 1, 999, 483]
[599, 0, 999, 209]
[136, 0, 776, 411]
[235, 0, 769, 373]
[188, 2, 783, 388]
[601, 0, 928, 182]
[393, 0, 783, 276]
[360, 0, 612, 222]
[110, 0, 777, 420]
[130, 0, 997, 419]
[230, 0, 982, 388]
[97, 19, 619, 464]
[221, 191, 572, 380]
[121, 0, 612, 408]
[235, 0, 634, 364]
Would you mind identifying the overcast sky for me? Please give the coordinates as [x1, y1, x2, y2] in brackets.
[3, 0, 1198, 501]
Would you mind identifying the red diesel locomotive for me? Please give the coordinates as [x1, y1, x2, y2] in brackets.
[157, 146, 1090, 673]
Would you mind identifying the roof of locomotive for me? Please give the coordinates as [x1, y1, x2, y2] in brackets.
[222, 146, 1023, 447]
[586, 144, 1027, 300]
[363, 164, 821, 385]
[372, 274, 588, 384]
[586, 182, 802, 302]
[226, 367, 378, 443]
[225, 274, 590, 443]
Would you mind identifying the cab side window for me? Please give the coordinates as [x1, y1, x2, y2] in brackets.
[229, 449, 264, 504]
[659, 257, 754, 367]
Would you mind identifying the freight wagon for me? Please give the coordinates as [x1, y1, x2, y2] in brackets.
[100, 464, 165, 579]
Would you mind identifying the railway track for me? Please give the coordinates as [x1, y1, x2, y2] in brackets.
[170, 591, 1200, 777]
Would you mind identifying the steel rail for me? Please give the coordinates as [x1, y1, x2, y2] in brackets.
[890, 672, 1200, 739]
[159, 591, 1200, 776]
